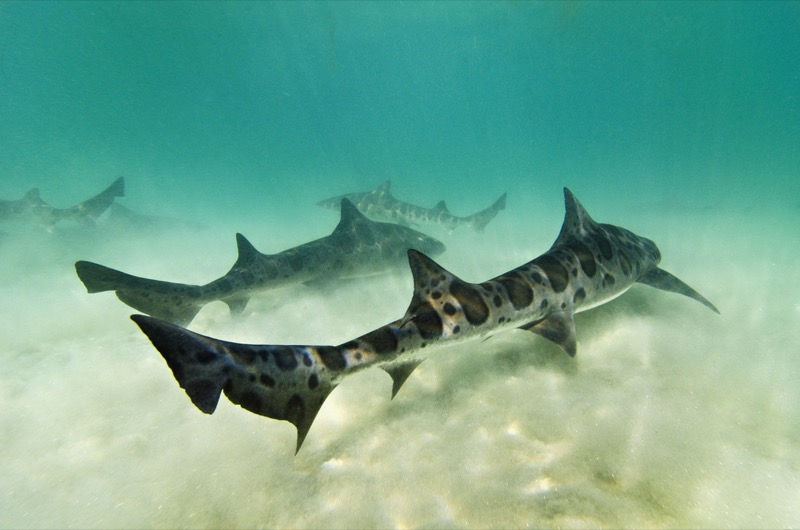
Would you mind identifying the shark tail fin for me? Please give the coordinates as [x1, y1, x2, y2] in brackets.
[68, 177, 125, 225]
[131, 314, 339, 453]
[75, 261, 205, 326]
[638, 267, 720, 314]
[467, 192, 507, 232]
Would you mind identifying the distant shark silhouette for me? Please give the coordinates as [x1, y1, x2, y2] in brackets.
[0, 177, 124, 229]
[132, 188, 718, 453]
[76, 199, 445, 326]
[317, 180, 506, 232]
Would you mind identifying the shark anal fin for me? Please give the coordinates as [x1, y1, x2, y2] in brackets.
[223, 295, 250, 317]
[520, 310, 577, 357]
[382, 360, 423, 398]
[638, 267, 720, 314]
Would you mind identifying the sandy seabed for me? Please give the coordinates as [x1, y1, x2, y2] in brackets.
[1, 200, 798, 529]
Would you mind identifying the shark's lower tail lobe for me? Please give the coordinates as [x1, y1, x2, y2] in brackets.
[131, 314, 338, 453]
[75, 261, 205, 326]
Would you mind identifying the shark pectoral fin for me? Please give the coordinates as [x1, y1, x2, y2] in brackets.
[520, 311, 578, 357]
[223, 295, 250, 317]
[638, 267, 720, 314]
[382, 360, 423, 399]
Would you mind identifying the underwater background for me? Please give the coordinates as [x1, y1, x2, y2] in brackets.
[1, 1, 799, 528]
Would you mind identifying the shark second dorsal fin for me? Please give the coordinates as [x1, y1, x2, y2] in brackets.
[432, 200, 449, 213]
[377, 180, 391, 192]
[554, 188, 598, 246]
[519, 310, 578, 357]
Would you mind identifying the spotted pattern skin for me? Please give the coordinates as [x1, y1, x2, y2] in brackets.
[317, 180, 507, 233]
[77, 199, 445, 326]
[133, 188, 718, 452]
[0, 177, 124, 229]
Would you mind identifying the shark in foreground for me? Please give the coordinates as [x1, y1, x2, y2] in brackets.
[317, 180, 507, 232]
[76, 199, 445, 326]
[0, 177, 124, 229]
[132, 188, 718, 453]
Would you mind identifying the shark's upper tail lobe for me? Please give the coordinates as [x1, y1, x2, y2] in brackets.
[75, 261, 205, 326]
[467, 192, 507, 232]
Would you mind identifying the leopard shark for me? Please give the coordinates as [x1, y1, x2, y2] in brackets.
[0, 177, 124, 229]
[317, 180, 507, 232]
[77, 199, 445, 327]
[132, 187, 718, 453]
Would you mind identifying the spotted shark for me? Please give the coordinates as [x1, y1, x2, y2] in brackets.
[317, 180, 507, 232]
[0, 177, 124, 229]
[77, 199, 445, 327]
[132, 188, 718, 453]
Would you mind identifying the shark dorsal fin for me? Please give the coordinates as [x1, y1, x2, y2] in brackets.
[554, 187, 599, 246]
[377, 180, 391, 192]
[334, 198, 370, 234]
[432, 200, 449, 213]
[234, 233, 262, 267]
[24, 188, 41, 202]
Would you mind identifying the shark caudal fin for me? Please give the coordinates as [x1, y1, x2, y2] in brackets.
[467, 192, 507, 232]
[75, 261, 205, 326]
[638, 267, 720, 314]
[131, 314, 339, 453]
[68, 177, 125, 225]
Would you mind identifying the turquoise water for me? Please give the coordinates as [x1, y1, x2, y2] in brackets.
[1, 2, 799, 528]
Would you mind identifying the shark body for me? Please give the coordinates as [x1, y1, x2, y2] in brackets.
[133, 188, 718, 452]
[317, 180, 506, 232]
[0, 177, 124, 229]
[77, 199, 445, 326]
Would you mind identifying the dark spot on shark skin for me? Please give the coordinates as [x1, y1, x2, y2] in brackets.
[566, 240, 597, 278]
[493, 295, 502, 307]
[231, 346, 256, 365]
[533, 255, 569, 293]
[443, 302, 457, 316]
[619, 251, 632, 276]
[432, 291, 442, 300]
[498, 274, 534, 310]
[239, 391, 263, 414]
[302, 352, 313, 367]
[195, 350, 216, 364]
[450, 280, 489, 325]
[452, 325, 460, 334]
[317, 346, 348, 370]
[361, 327, 398, 355]
[603, 273, 616, 288]
[413, 302, 444, 339]
[573, 287, 586, 305]
[285, 394, 305, 427]
[540, 299, 549, 310]
[249, 374, 256, 382]
[260, 373, 275, 388]
[272, 346, 300, 371]
[530, 271, 543, 284]
[596, 231, 614, 261]
[308, 374, 319, 390]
